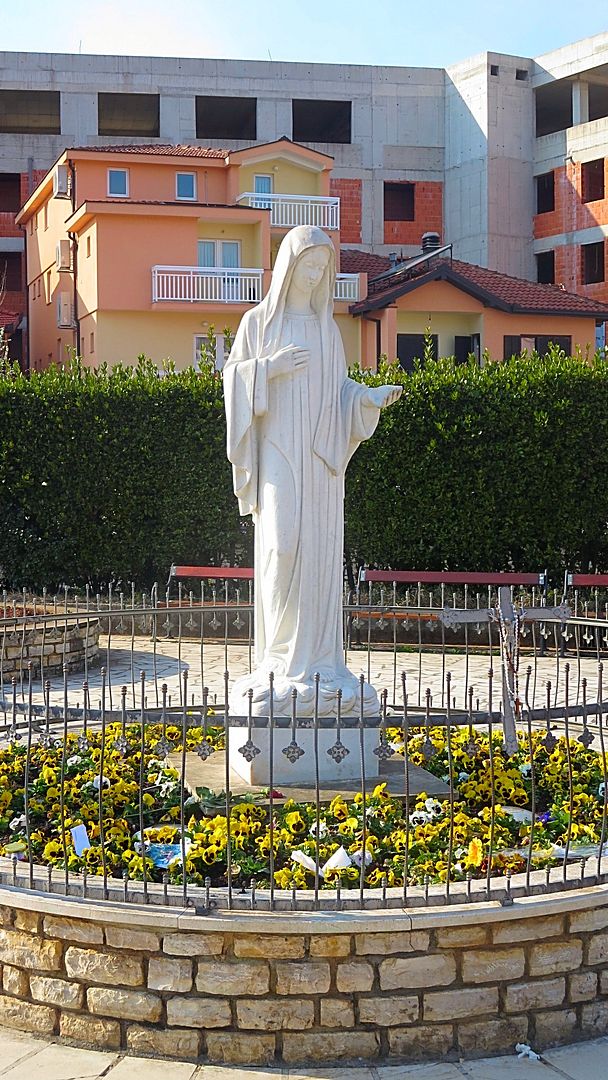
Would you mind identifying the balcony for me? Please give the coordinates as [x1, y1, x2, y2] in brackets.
[152, 266, 263, 304]
[334, 273, 359, 302]
[236, 192, 340, 231]
[152, 267, 359, 305]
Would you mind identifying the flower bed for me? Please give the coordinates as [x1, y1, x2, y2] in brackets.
[0, 722, 606, 891]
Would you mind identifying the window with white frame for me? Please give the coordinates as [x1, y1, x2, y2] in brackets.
[197, 239, 241, 267]
[193, 331, 226, 371]
[107, 168, 129, 197]
[253, 174, 273, 209]
[176, 172, 197, 200]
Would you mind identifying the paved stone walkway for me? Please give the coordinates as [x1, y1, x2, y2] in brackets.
[0, 1029, 605, 1079]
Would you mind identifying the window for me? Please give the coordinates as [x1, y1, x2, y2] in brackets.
[176, 173, 197, 201]
[292, 99, 352, 143]
[0, 252, 22, 292]
[516, 68, 528, 81]
[396, 333, 438, 374]
[490, 64, 499, 76]
[196, 96, 256, 140]
[46, 270, 52, 304]
[98, 93, 159, 137]
[108, 169, 129, 198]
[384, 182, 415, 221]
[582, 241, 605, 284]
[0, 90, 60, 134]
[0, 173, 21, 213]
[536, 172, 555, 214]
[86, 236, 91, 258]
[582, 159, 605, 203]
[89, 332, 95, 354]
[198, 240, 241, 267]
[503, 334, 572, 358]
[535, 81, 573, 137]
[252, 174, 273, 209]
[43, 203, 48, 230]
[536, 250, 555, 284]
[194, 332, 226, 371]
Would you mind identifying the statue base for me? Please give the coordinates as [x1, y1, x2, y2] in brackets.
[228, 719, 387, 787]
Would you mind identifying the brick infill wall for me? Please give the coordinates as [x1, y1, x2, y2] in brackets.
[0, 888, 607, 1065]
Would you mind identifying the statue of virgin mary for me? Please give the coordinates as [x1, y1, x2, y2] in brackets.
[223, 225, 401, 717]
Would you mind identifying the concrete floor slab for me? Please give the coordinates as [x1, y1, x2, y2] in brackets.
[375, 1065, 465, 1079]
[1, 1042, 119, 1080]
[0, 1031, 49, 1074]
[460, 1054, 548, 1077]
[541, 1037, 608, 1078]
[107, 1056, 198, 1079]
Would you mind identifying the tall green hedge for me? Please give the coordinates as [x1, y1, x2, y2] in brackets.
[1, 351, 608, 588]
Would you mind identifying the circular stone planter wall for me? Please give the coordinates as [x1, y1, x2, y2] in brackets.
[0, 886, 607, 1066]
[0, 621, 100, 679]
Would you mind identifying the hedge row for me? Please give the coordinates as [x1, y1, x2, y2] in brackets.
[1, 351, 607, 589]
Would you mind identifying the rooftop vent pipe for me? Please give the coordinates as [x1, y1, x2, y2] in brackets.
[421, 231, 441, 253]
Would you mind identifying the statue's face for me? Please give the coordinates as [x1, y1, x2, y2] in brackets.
[291, 247, 331, 293]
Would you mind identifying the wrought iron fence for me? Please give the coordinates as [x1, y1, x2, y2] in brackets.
[0, 575, 607, 914]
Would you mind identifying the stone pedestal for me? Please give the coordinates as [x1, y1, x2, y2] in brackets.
[228, 720, 384, 787]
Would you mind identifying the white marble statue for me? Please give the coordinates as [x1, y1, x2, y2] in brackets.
[223, 225, 402, 717]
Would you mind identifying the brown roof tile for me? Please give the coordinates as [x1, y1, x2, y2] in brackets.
[69, 144, 229, 159]
[346, 250, 608, 317]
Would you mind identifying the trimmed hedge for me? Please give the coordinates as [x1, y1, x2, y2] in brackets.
[1, 352, 608, 588]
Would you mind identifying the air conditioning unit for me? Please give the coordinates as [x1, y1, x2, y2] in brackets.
[56, 239, 71, 272]
[52, 165, 70, 199]
[56, 293, 74, 329]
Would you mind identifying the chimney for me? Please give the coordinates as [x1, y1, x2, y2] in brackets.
[421, 231, 441, 253]
[388, 252, 398, 266]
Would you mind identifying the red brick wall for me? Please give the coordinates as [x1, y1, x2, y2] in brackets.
[535, 161, 608, 303]
[383, 181, 443, 246]
[330, 178, 362, 244]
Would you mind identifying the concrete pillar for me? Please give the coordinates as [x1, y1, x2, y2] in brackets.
[160, 95, 195, 142]
[60, 93, 98, 144]
[572, 80, 589, 127]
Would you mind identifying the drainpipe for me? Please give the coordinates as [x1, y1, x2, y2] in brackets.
[19, 222, 30, 374]
[67, 160, 79, 356]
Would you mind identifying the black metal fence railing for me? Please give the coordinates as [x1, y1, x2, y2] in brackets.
[0, 576, 607, 913]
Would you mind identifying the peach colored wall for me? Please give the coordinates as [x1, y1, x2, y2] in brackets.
[96, 214, 200, 310]
[482, 311, 598, 361]
[396, 310, 482, 360]
[29, 278, 73, 370]
[73, 159, 228, 205]
[76, 223, 99, 315]
[334, 313, 360, 367]
[395, 279, 485, 315]
[26, 191, 73, 282]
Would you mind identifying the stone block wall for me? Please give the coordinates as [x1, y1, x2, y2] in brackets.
[0, 621, 100, 679]
[0, 890, 607, 1064]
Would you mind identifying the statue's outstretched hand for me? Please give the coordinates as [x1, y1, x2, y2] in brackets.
[363, 384, 403, 409]
[267, 345, 309, 379]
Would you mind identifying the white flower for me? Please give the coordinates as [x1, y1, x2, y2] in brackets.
[351, 848, 373, 868]
[66, 755, 81, 768]
[519, 764, 532, 778]
[92, 775, 110, 790]
[599, 782, 606, 800]
[410, 810, 431, 826]
[308, 820, 327, 838]
[9, 815, 26, 831]
[458, 771, 470, 782]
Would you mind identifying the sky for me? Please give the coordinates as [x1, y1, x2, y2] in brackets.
[0, 1, 606, 68]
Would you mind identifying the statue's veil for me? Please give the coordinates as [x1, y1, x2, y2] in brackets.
[254, 225, 346, 475]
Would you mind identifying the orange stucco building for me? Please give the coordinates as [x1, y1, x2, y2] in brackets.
[17, 142, 608, 372]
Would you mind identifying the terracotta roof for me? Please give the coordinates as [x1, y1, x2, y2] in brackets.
[0, 310, 20, 331]
[347, 251, 608, 318]
[69, 144, 229, 159]
[340, 249, 391, 275]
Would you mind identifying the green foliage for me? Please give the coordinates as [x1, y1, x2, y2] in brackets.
[0, 355, 248, 589]
[2, 350, 608, 587]
[346, 349, 608, 574]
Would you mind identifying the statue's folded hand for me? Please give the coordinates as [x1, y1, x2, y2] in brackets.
[267, 345, 310, 379]
[362, 384, 403, 409]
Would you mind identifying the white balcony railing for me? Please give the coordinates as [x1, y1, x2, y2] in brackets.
[152, 266, 263, 304]
[237, 192, 340, 231]
[334, 273, 360, 302]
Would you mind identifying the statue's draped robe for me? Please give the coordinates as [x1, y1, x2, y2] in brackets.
[223, 227, 382, 715]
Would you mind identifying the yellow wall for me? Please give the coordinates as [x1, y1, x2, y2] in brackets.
[95, 310, 244, 370]
[238, 158, 321, 198]
[195, 222, 262, 267]
[335, 313, 361, 367]
[396, 310, 482, 359]
[76, 222, 98, 315]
